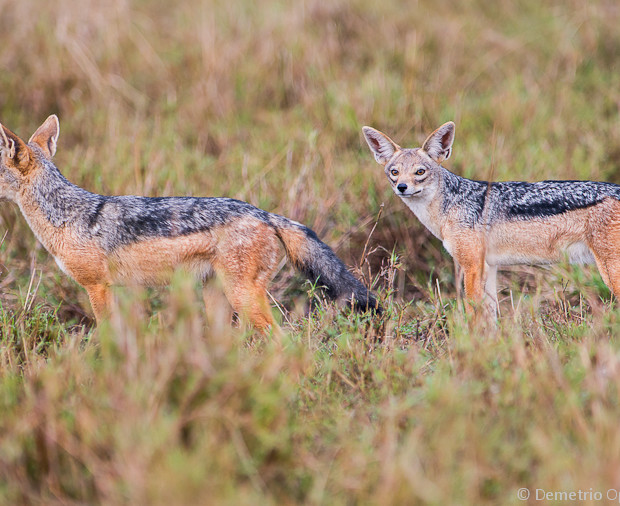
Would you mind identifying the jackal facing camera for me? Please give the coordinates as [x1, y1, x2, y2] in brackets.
[363, 121, 620, 319]
[0, 115, 378, 330]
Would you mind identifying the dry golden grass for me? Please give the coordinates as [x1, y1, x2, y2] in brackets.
[1, 0, 620, 503]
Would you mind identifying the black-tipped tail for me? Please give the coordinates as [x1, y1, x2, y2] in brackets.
[269, 214, 381, 313]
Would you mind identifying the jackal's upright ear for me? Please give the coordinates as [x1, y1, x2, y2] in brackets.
[362, 126, 401, 165]
[0, 123, 30, 171]
[28, 114, 60, 159]
[422, 121, 455, 163]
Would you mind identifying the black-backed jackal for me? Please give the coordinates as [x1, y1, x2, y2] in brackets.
[363, 121, 620, 319]
[0, 115, 378, 330]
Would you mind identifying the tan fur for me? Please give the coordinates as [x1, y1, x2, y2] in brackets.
[66, 218, 280, 330]
[484, 208, 591, 264]
[108, 233, 217, 285]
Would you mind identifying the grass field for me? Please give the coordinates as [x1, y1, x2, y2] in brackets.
[1, 0, 620, 503]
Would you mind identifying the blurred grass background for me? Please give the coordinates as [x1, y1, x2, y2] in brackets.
[1, 0, 620, 503]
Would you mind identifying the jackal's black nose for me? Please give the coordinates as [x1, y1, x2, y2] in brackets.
[397, 183, 408, 193]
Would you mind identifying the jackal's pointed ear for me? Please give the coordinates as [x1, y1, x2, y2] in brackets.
[28, 114, 60, 159]
[0, 123, 30, 171]
[362, 126, 401, 165]
[422, 121, 455, 163]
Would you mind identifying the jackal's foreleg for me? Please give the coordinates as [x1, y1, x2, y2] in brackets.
[84, 284, 112, 322]
[483, 263, 499, 318]
[452, 235, 488, 319]
[462, 264, 485, 316]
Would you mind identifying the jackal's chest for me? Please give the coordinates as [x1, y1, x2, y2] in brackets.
[400, 197, 443, 239]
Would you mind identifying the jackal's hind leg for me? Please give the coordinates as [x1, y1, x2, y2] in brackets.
[606, 268, 620, 301]
[591, 252, 620, 298]
[222, 281, 276, 332]
[589, 198, 620, 299]
[213, 223, 281, 334]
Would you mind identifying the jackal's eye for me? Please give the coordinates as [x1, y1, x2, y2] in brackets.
[390, 168, 399, 177]
[415, 168, 426, 176]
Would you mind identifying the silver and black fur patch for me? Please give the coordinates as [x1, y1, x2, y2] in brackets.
[440, 169, 620, 225]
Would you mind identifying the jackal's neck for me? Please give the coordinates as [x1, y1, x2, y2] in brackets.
[18, 159, 99, 228]
[439, 167, 465, 208]
[439, 167, 487, 210]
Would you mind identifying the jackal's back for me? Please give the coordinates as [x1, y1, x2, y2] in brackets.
[30, 162, 274, 251]
[441, 170, 620, 226]
[88, 195, 272, 251]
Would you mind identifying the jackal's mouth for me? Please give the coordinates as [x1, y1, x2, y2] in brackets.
[397, 189, 422, 197]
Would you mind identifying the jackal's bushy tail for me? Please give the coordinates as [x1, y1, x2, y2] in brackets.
[269, 214, 380, 313]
